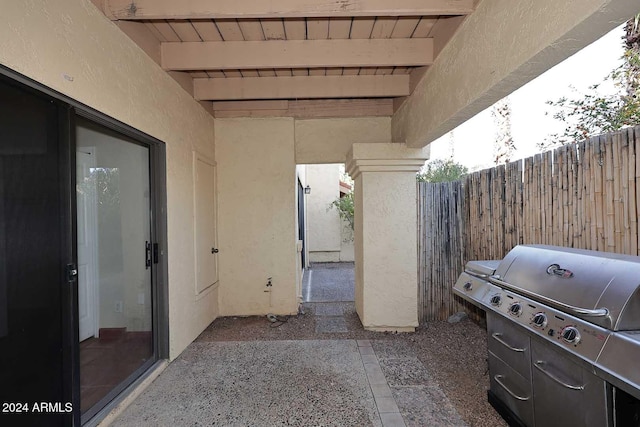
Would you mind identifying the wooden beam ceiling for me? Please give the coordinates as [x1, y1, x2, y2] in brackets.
[162, 39, 433, 71]
[194, 75, 410, 100]
[96, 1, 475, 114]
[106, 0, 475, 20]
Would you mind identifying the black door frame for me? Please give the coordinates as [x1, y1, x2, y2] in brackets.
[0, 65, 170, 426]
[298, 180, 306, 268]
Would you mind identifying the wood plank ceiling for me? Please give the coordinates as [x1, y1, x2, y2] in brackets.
[99, 1, 476, 118]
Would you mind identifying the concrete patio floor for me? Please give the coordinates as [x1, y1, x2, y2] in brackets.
[111, 337, 465, 427]
[109, 263, 504, 427]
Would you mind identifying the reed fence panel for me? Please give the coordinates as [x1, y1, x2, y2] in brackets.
[418, 126, 640, 323]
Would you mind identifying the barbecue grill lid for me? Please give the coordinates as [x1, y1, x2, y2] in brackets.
[493, 245, 640, 331]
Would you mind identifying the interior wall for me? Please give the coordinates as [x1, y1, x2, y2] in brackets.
[216, 118, 298, 316]
[0, 0, 217, 359]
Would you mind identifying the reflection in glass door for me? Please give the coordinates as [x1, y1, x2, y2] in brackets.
[76, 118, 154, 419]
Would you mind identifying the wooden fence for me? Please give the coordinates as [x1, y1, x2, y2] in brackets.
[418, 125, 640, 323]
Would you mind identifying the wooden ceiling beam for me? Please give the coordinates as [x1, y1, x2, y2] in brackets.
[106, 0, 474, 20]
[194, 75, 410, 100]
[212, 99, 394, 118]
[162, 39, 433, 70]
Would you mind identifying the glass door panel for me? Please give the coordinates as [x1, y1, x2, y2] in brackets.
[76, 118, 153, 417]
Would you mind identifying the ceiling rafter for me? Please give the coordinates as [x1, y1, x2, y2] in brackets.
[194, 75, 410, 100]
[105, 0, 474, 20]
[162, 39, 433, 71]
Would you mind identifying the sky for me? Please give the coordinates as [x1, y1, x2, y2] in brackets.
[428, 24, 627, 171]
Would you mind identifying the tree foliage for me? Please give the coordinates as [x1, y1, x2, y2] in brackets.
[492, 97, 516, 164]
[416, 159, 468, 183]
[329, 191, 354, 231]
[542, 17, 640, 149]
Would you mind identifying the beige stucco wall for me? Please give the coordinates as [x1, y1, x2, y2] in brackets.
[339, 218, 355, 262]
[295, 118, 392, 164]
[392, 0, 640, 148]
[306, 164, 342, 262]
[216, 118, 299, 316]
[0, 0, 218, 359]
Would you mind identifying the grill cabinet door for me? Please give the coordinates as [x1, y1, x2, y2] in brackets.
[531, 339, 611, 426]
[488, 313, 532, 379]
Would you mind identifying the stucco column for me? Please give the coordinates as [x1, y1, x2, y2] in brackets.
[346, 143, 428, 332]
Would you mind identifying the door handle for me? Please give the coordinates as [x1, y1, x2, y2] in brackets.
[66, 263, 78, 282]
[211, 247, 219, 254]
[145, 241, 152, 269]
[534, 361, 585, 390]
[492, 332, 525, 353]
[494, 375, 530, 401]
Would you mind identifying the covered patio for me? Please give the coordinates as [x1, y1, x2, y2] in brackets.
[0, 0, 638, 425]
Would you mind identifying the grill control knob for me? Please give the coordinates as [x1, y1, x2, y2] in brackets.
[508, 302, 522, 317]
[532, 313, 548, 328]
[463, 282, 473, 291]
[561, 326, 581, 345]
[490, 295, 502, 306]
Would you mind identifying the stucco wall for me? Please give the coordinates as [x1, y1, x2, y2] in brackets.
[295, 118, 392, 164]
[0, 0, 217, 359]
[306, 164, 342, 262]
[216, 118, 298, 316]
[339, 219, 355, 262]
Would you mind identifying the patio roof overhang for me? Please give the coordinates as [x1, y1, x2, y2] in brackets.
[94, 0, 639, 148]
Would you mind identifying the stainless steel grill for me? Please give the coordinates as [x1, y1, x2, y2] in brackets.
[454, 245, 640, 427]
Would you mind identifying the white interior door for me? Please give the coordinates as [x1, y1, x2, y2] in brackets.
[77, 149, 99, 341]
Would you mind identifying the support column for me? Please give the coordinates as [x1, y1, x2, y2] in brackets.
[346, 143, 428, 332]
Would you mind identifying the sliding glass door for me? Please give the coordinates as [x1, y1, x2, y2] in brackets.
[0, 70, 166, 426]
[0, 75, 74, 426]
[76, 118, 155, 421]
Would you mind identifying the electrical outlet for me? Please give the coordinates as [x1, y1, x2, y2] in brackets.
[115, 300, 123, 313]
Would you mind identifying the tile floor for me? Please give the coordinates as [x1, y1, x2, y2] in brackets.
[80, 331, 152, 413]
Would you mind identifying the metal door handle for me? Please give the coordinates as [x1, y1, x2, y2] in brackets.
[534, 361, 584, 390]
[494, 375, 530, 401]
[145, 241, 152, 269]
[492, 333, 525, 353]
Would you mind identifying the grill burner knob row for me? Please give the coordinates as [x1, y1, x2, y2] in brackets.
[561, 326, 581, 345]
[531, 312, 548, 328]
[508, 302, 523, 317]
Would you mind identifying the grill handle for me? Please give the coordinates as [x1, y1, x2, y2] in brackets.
[533, 361, 585, 391]
[464, 269, 491, 278]
[491, 333, 525, 353]
[494, 375, 530, 401]
[488, 275, 610, 318]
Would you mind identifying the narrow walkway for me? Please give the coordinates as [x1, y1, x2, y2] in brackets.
[303, 262, 355, 334]
[110, 263, 489, 427]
